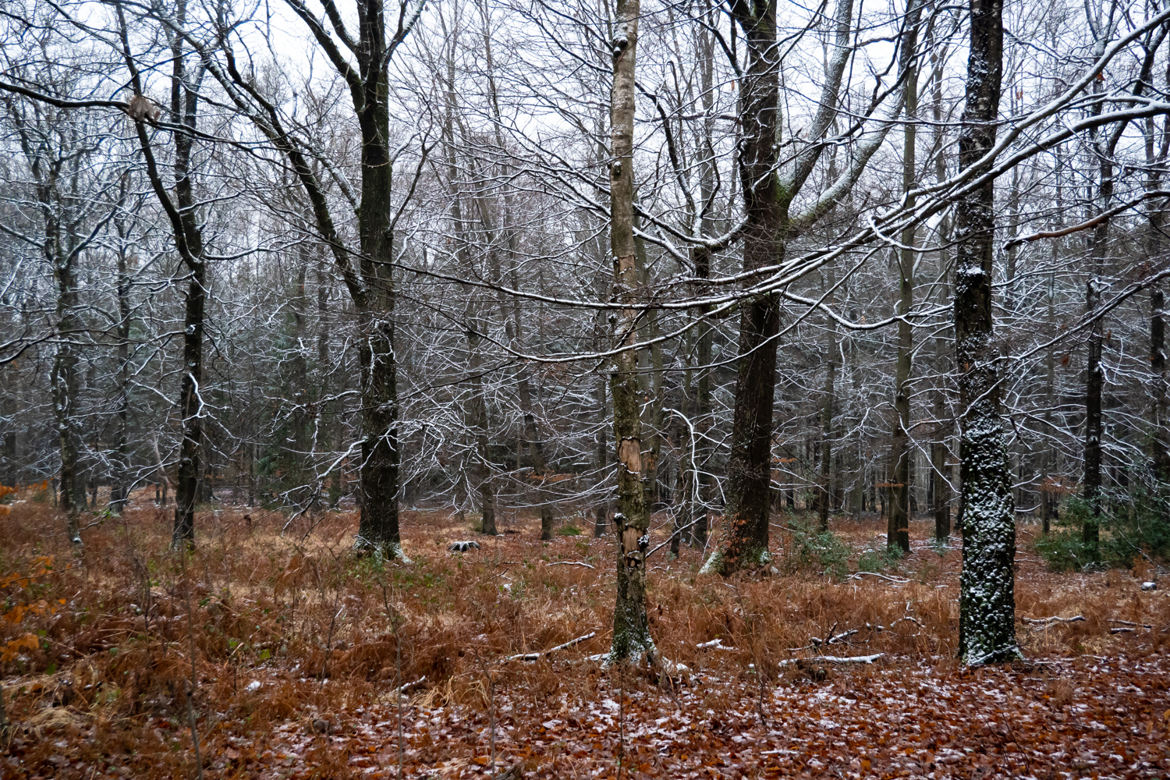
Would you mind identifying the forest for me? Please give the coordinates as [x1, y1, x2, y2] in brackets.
[0, 0, 1168, 776]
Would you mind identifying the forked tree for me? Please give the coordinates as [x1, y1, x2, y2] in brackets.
[703, 0, 922, 575]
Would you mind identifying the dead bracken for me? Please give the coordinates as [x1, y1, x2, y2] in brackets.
[0, 499, 1166, 778]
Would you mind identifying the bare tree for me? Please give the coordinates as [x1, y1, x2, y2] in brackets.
[704, 0, 923, 574]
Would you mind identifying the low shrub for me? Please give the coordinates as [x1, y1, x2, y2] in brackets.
[780, 518, 850, 578]
[1037, 491, 1170, 571]
[857, 543, 904, 574]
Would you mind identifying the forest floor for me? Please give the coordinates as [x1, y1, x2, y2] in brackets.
[0, 493, 1168, 778]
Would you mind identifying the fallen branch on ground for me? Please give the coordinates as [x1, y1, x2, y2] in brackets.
[813, 629, 858, 646]
[545, 561, 595, 570]
[849, 571, 909, 584]
[777, 653, 885, 668]
[395, 676, 426, 694]
[697, 638, 736, 651]
[504, 632, 596, 663]
[1109, 619, 1153, 634]
[1022, 615, 1086, 625]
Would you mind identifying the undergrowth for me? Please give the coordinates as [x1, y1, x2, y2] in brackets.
[1037, 492, 1170, 572]
[0, 494, 1165, 777]
[778, 517, 850, 578]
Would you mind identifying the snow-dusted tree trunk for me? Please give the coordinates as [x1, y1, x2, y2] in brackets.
[608, 0, 654, 665]
[954, 0, 1019, 665]
[1081, 16, 1116, 554]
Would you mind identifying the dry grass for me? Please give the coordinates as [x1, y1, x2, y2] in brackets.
[0, 494, 1167, 777]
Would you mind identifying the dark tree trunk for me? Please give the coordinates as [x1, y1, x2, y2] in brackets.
[346, 0, 410, 560]
[819, 327, 837, 531]
[954, 0, 1019, 665]
[703, 0, 785, 575]
[468, 323, 497, 536]
[109, 228, 133, 515]
[1145, 112, 1170, 513]
[1082, 93, 1113, 557]
[51, 232, 83, 544]
[888, 36, 919, 553]
[169, 24, 206, 550]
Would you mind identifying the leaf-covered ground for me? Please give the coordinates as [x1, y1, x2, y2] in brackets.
[1, 494, 1167, 778]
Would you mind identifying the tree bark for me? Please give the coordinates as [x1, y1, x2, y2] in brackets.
[109, 207, 133, 515]
[702, 0, 786, 576]
[954, 0, 1019, 665]
[50, 219, 83, 543]
[819, 324, 837, 531]
[608, 0, 655, 665]
[1081, 32, 1114, 556]
[169, 11, 206, 550]
[349, 0, 405, 560]
[1147, 113, 1170, 496]
[888, 35, 919, 553]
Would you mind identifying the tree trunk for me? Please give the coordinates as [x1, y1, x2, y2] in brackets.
[1041, 149, 1065, 535]
[818, 326, 837, 531]
[1081, 43, 1113, 556]
[51, 233, 83, 544]
[468, 321, 497, 536]
[1145, 112, 1169, 512]
[888, 41, 919, 553]
[608, 0, 654, 666]
[702, 1, 785, 576]
[954, 0, 1019, 665]
[165, 6, 206, 550]
[348, 3, 405, 560]
[172, 247, 205, 548]
[688, 11, 718, 550]
[109, 229, 133, 515]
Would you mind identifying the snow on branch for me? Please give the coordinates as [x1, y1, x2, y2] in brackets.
[777, 653, 885, 668]
[503, 632, 596, 663]
[1022, 615, 1085, 625]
